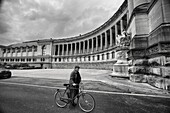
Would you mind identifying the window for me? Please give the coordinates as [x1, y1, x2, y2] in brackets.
[17, 48, 21, 53]
[88, 56, 91, 61]
[33, 58, 37, 62]
[7, 49, 10, 53]
[59, 58, 61, 62]
[42, 45, 46, 56]
[84, 57, 86, 61]
[107, 53, 110, 59]
[12, 48, 15, 53]
[41, 58, 45, 62]
[55, 58, 57, 62]
[22, 59, 25, 62]
[93, 56, 95, 61]
[34, 46, 37, 52]
[102, 54, 104, 60]
[112, 52, 115, 59]
[3, 49, 6, 53]
[28, 47, 32, 52]
[63, 58, 66, 62]
[22, 47, 26, 52]
[97, 55, 100, 60]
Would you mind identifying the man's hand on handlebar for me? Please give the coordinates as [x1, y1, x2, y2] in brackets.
[72, 83, 77, 86]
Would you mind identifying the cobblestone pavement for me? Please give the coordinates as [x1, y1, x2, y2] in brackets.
[1, 80, 170, 113]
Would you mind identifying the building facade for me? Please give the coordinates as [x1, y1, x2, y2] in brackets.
[0, 0, 170, 89]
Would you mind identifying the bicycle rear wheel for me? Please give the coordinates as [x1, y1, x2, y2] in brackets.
[54, 90, 67, 108]
[78, 93, 95, 112]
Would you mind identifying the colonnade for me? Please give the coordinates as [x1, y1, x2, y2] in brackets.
[54, 14, 127, 56]
[3, 46, 37, 58]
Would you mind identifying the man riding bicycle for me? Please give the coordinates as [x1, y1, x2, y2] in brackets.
[68, 66, 81, 106]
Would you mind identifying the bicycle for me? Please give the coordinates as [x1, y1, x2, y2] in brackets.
[54, 83, 95, 113]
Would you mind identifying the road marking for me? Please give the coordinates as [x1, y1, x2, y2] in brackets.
[0, 81, 170, 99]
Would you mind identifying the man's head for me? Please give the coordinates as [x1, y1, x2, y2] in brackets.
[74, 66, 80, 72]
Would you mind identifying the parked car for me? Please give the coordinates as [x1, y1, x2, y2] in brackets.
[0, 68, 12, 79]
[5, 65, 13, 69]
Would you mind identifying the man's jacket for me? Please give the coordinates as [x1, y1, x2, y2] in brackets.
[69, 70, 81, 85]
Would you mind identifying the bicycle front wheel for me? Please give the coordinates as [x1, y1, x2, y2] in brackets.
[54, 90, 67, 108]
[78, 93, 95, 112]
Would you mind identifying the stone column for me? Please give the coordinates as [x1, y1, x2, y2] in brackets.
[115, 24, 118, 39]
[109, 51, 112, 59]
[52, 45, 55, 56]
[74, 43, 77, 55]
[15, 48, 17, 57]
[87, 40, 90, 53]
[120, 19, 124, 33]
[96, 37, 98, 51]
[83, 41, 85, 53]
[66, 44, 69, 55]
[21, 47, 23, 57]
[62, 44, 65, 55]
[32, 46, 35, 56]
[26, 46, 28, 57]
[71, 43, 73, 55]
[58, 44, 60, 56]
[79, 42, 81, 54]
[100, 35, 103, 50]
[92, 38, 94, 52]
[10, 48, 13, 57]
[110, 28, 113, 47]
[105, 32, 108, 49]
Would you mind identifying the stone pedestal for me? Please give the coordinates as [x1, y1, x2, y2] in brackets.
[111, 49, 129, 78]
[111, 60, 129, 77]
[111, 32, 130, 78]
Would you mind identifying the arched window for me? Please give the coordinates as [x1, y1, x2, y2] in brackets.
[42, 45, 46, 56]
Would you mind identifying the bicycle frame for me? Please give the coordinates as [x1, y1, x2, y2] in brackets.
[58, 84, 85, 104]
[55, 83, 95, 112]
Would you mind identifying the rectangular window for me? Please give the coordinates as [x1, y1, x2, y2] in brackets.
[55, 58, 57, 62]
[102, 54, 104, 60]
[97, 55, 100, 60]
[84, 57, 86, 61]
[112, 52, 115, 59]
[88, 56, 91, 61]
[107, 53, 110, 59]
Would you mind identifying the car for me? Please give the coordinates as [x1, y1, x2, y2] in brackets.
[0, 67, 12, 79]
[5, 65, 13, 69]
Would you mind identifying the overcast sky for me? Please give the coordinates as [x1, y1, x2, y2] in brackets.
[0, 0, 124, 45]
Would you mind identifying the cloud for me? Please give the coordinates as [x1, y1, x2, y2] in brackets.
[0, 0, 124, 45]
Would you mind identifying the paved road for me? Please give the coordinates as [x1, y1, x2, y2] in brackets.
[10, 69, 170, 95]
[0, 80, 170, 113]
